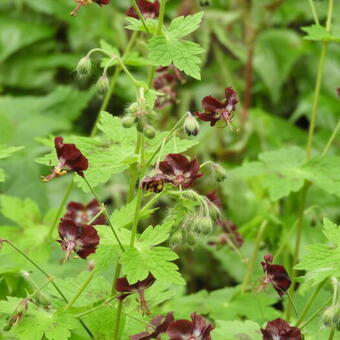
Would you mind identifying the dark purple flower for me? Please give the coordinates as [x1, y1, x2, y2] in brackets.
[261, 318, 302, 340]
[42, 136, 88, 182]
[64, 200, 106, 226]
[194, 87, 238, 126]
[70, 0, 111, 16]
[158, 154, 203, 188]
[57, 219, 99, 263]
[130, 312, 175, 340]
[260, 254, 291, 297]
[153, 66, 184, 109]
[206, 191, 222, 208]
[127, 0, 160, 19]
[209, 220, 243, 248]
[115, 274, 155, 315]
[166, 313, 214, 340]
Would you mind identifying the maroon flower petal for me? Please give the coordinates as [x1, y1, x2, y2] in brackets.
[261, 318, 302, 340]
[166, 320, 195, 339]
[140, 174, 169, 193]
[127, 0, 160, 19]
[194, 112, 220, 126]
[202, 96, 225, 112]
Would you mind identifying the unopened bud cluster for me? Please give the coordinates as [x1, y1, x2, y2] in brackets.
[122, 90, 157, 139]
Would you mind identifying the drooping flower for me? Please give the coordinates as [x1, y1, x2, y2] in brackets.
[209, 220, 243, 248]
[260, 254, 291, 297]
[166, 313, 214, 340]
[70, 0, 111, 16]
[158, 154, 203, 188]
[153, 66, 184, 109]
[126, 0, 160, 19]
[42, 137, 88, 182]
[130, 312, 174, 340]
[64, 200, 106, 226]
[140, 154, 203, 193]
[115, 274, 155, 315]
[261, 318, 302, 340]
[57, 219, 99, 263]
[194, 87, 238, 126]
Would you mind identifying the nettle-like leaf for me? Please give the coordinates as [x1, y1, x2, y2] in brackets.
[295, 218, 340, 286]
[230, 147, 340, 200]
[0, 145, 24, 182]
[36, 112, 197, 192]
[301, 25, 340, 43]
[147, 12, 205, 79]
[125, 17, 159, 34]
[212, 320, 261, 340]
[229, 146, 306, 200]
[120, 222, 185, 285]
[13, 310, 78, 340]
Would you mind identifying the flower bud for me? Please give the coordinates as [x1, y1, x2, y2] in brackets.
[96, 75, 109, 96]
[122, 115, 136, 128]
[193, 216, 213, 235]
[76, 56, 91, 78]
[186, 232, 196, 246]
[212, 163, 227, 182]
[170, 231, 182, 248]
[184, 112, 200, 136]
[136, 119, 145, 133]
[144, 125, 156, 139]
[322, 305, 340, 328]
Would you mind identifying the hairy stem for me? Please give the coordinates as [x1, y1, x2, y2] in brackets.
[295, 279, 326, 326]
[241, 220, 268, 293]
[322, 119, 340, 156]
[83, 176, 124, 251]
[132, 0, 150, 35]
[64, 270, 96, 311]
[308, 0, 320, 26]
[300, 298, 332, 329]
[47, 179, 74, 238]
[90, 31, 138, 137]
[3, 240, 93, 338]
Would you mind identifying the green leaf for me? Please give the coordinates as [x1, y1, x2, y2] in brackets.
[120, 222, 184, 285]
[147, 12, 204, 79]
[125, 17, 159, 34]
[14, 310, 78, 340]
[301, 155, 340, 198]
[229, 146, 306, 200]
[0, 195, 41, 226]
[301, 25, 340, 43]
[212, 320, 261, 340]
[0, 296, 22, 314]
[295, 218, 340, 285]
[167, 12, 204, 39]
[0, 145, 23, 182]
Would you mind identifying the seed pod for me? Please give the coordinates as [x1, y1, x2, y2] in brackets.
[184, 112, 200, 136]
[122, 115, 136, 128]
[322, 305, 340, 328]
[144, 125, 156, 139]
[76, 56, 91, 78]
[213, 163, 227, 182]
[96, 75, 109, 96]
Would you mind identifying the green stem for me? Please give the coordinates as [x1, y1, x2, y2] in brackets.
[308, 0, 320, 26]
[64, 270, 96, 310]
[328, 328, 336, 340]
[129, 188, 143, 247]
[113, 299, 123, 340]
[90, 31, 138, 137]
[132, 0, 150, 35]
[82, 176, 124, 251]
[286, 291, 298, 317]
[3, 240, 93, 338]
[75, 295, 116, 319]
[47, 180, 73, 238]
[295, 279, 326, 326]
[27, 277, 54, 300]
[322, 119, 340, 156]
[157, 0, 166, 35]
[241, 220, 268, 293]
[300, 298, 332, 329]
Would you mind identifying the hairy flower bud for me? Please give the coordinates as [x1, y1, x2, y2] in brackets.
[193, 216, 213, 235]
[184, 112, 200, 136]
[212, 163, 227, 182]
[322, 305, 340, 328]
[96, 75, 109, 96]
[186, 232, 196, 246]
[170, 231, 183, 248]
[144, 124, 156, 139]
[122, 115, 137, 128]
[76, 56, 91, 78]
